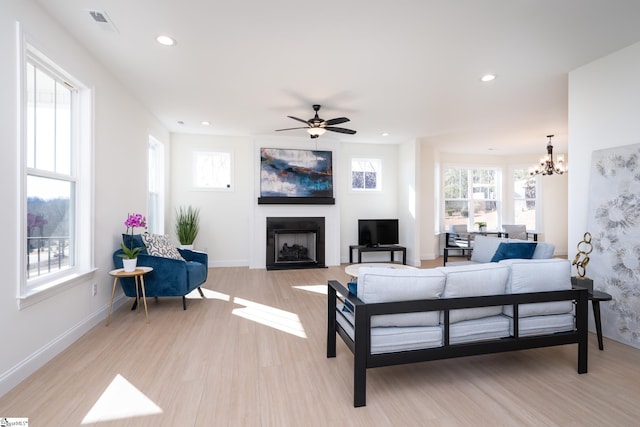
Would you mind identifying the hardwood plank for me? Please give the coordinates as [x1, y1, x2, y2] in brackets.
[1, 261, 639, 426]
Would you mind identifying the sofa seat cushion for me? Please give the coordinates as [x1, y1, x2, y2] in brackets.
[449, 315, 510, 344]
[436, 263, 510, 323]
[356, 267, 446, 327]
[336, 304, 442, 354]
[509, 313, 575, 336]
[500, 259, 574, 317]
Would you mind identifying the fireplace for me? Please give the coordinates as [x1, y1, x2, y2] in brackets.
[266, 217, 325, 270]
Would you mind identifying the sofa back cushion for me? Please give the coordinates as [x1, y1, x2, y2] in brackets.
[470, 235, 555, 263]
[500, 258, 573, 317]
[470, 235, 506, 263]
[436, 263, 510, 323]
[357, 267, 446, 327]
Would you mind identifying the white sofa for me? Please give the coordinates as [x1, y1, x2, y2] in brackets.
[445, 234, 555, 266]
[327, 258, 589, 407]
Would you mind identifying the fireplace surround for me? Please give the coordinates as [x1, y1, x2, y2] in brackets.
[266, 217, 326, 270]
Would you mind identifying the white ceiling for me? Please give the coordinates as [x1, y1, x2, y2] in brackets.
[36, 0, 640, 154]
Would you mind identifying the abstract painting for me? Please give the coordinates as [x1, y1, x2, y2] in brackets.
[259, 148, 333, 200]
[586, 142, 640, 348]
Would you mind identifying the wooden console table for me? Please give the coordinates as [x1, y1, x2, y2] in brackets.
[349, 245, 407, 265]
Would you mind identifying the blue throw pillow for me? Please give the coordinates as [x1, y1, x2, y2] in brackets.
[490, 242, 537, 262]
[122, 233, 145, 250]
[342, 300, 354, 314]
[347, 281, 357, 295]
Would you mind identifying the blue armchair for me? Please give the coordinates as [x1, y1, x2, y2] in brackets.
[113, 239, 208, 310]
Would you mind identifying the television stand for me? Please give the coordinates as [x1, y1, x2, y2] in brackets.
[349, 244, 407, 265]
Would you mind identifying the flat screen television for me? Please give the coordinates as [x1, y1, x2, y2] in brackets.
[358, 219, 399, 247]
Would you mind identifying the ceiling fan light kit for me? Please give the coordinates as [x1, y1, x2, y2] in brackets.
[276, 104, 356, 139]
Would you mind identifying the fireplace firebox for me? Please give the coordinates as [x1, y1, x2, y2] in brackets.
[266, 217, 325, 270]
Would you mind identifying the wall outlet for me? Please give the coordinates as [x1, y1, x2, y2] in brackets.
[92, 283, 98, 296]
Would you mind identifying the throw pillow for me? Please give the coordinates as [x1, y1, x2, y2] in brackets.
[141, 234, 184, 260]
[490, 242, 537, 262]
[122, 233, 145, 251]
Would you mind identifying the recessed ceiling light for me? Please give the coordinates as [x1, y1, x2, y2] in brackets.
[382, 132, 389, 136]
[481, 74, 496, 82]
[156, 35, 176, 46]
[201, 121, 211, 126]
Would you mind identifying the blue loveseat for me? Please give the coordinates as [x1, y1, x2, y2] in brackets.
[113, 234, 208, 310]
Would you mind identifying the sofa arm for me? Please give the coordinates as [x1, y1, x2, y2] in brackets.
[178, 248, 208, 266]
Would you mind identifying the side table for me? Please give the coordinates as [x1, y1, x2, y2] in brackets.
[107, 266, 153, 325]
[590, 290, 613, 351]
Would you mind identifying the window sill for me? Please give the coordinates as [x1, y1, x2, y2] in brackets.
[18, 268, 99, 310]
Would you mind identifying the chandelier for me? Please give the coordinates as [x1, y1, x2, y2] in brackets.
[529, 135, 567, 176]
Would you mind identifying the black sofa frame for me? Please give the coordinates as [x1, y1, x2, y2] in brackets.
[327, 280, 589, 407]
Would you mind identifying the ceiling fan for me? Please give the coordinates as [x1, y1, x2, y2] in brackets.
[275, 104, 357, 139]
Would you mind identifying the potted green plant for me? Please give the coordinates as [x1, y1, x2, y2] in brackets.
[475, 221, 487, 232]
[175, 206, 200, 249]
[118, 213, 147, 272]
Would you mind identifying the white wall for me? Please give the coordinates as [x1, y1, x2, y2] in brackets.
[0, 1, 169, 396]
[568, 41, 640, 251]
[568, 41, 640, 345]
[338, 142, 401, 263]
[170, 134, 252, 266]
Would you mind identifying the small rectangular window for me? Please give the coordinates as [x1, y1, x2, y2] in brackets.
[351, 158, 382, 191]
[193, 151, 232, 190]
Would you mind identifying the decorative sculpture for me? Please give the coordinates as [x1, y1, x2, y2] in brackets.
[571, 232, 593, 292]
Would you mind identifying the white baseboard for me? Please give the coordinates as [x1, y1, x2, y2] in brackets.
[0, 295, 127, 398]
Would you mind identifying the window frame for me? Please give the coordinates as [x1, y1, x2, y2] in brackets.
[192, 150, 233, 191]
[148, 136, 165, 234]
[350, 157, 383, 192]
[18, 33, 95, 308]
[510, 165, 541, 231]
[442, 164, 502, 232]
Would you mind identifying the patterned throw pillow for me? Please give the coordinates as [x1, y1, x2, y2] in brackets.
[141, 234, 184, 260]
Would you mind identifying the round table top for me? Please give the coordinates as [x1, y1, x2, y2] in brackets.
[344, 262, 417, 277]
[109, 266, 153, 277]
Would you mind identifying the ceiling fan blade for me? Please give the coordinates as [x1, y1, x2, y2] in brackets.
[287, 116, 311, 125]
[325, 126, 357, 135]
[325, 117, 350, 126]
[275, 127, 309, 131]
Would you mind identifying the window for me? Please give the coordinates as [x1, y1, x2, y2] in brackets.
[21, 40, 93, 305]
[513, 168, 538, 230]
[351, 158, 382, 191]
[148, 136, 165, 234]
[444, 167, 500, 231]
[193, 151, 232, 190]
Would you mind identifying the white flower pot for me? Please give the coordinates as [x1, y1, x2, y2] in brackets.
[122, 258, 137, 272]
[179, 244, 194, 250]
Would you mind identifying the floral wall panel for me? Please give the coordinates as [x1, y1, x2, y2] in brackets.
[587, 143, 640, 348]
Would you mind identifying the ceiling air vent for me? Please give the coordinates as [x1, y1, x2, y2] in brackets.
[87, 10, 119, 33]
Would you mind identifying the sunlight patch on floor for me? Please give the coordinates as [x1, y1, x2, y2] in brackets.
[232, 297, 307, 338]
[185, 287, 230, 301]
[81, 374, 163, 424]
[292, 284, 327, 295]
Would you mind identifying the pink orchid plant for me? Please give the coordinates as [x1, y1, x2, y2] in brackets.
[119, 213, 147, 259]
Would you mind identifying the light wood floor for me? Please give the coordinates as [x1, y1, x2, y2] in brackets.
[2, 259, 640, 426]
